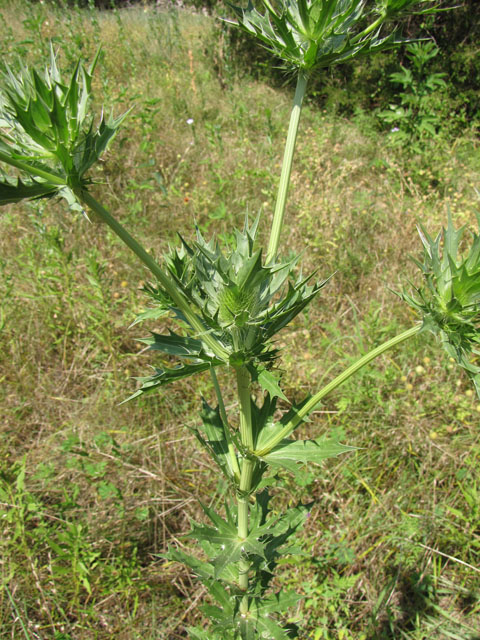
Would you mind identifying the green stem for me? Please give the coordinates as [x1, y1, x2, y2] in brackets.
[235, 365, 255, 613]
[210, 368, 241, 482]
[265, 71, 308, 264]
[237, 455, 254, 598]
[254, 324, 421, 456]
[78, 189, 229, 362]
[237, 488, 251, 609]
[235, 366, 254, 450]
[351, 14, 385, 44]
[0, 150, 65, 185]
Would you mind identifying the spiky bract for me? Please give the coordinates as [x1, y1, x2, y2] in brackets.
[0, 48, 126, 212]
[131, 218, 329, 398]
[226, 0, 450, 73]
[402, 215, 480, 395]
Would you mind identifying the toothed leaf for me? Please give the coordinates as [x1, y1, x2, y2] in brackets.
[248, 365, 288, 401]
[261, 436, 355, 472]
[0, 177, 58, 204]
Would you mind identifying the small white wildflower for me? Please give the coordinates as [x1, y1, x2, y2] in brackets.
[186, 118, 194, 125]
[391, 127, 400, 133]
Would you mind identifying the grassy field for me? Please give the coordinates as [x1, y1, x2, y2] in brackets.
[0, 2, 479, 639]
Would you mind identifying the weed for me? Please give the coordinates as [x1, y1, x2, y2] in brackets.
[0, 2, 479, 639]
[378, 41, 448, 152]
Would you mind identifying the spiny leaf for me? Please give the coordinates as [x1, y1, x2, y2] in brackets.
[205, 580, 236, 613]
[0, 176, 58, 205]
[164, 547, 214, 582]
[187, 503, 272, 577]
[139, 330, 205, 358]
[248, 365, 288, 401]
[251, 393, 278, 449]
[253, 614, 297, 640]
[194, 399, 239, 481]
[165, 544, 240, 586]
[122, 360, 219, 403]
[129, 305, 169, 327]
[189, 521, 264, 577]
[261, 436, 356, 472]
[251, 498, 312, 562]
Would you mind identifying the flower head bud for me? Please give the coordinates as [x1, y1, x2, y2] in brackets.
[225, 1, 452, 73]
[0, 48, 127, 212]
[402, 214, 480, 397]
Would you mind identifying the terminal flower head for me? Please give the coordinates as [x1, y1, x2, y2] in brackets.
[226, 0, 452, 73]
[402, 214, 480, 396]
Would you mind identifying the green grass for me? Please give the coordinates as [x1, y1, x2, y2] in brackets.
[0, 2, 479, 638]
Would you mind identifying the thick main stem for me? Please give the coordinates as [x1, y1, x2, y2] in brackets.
[78, 189, 229, 362]
[236, 366, 254, 451]
[254, 324, 421, 456]
[235, 365, 254, 614]
[266, 71, 308, 264]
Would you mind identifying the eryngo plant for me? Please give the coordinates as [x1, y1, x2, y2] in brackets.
[402, 215, 480, 395]
[0, 2, 470, 638]
[226, 0, 446, 72]
[0, 48, 125, 212]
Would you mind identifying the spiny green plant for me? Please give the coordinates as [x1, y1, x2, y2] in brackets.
[401, 214, 480, 395]
[1, 2, 473, 638]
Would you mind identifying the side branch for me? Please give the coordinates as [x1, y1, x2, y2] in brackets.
[255, 324, 422, 455]
[78, 189, 230, 362]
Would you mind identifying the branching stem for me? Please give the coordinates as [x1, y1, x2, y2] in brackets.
[78, 189, 229, 362]
[254, 324, 422, 456]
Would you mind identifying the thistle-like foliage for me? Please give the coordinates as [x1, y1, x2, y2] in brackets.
[131, 218, 329, 398]
[226, 0, 448, 72]
[402, 215, 480, 395]
[0, 48, 125, 211]
[167, 492, 310, 639]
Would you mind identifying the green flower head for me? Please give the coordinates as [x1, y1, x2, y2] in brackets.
[0, 48, 126, 213]
[128, 217, 329, 400]
[226, 0, 451, 73]
[402, 214, 480, 396]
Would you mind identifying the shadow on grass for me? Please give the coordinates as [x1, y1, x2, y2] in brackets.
[367, 568, 480, 640]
